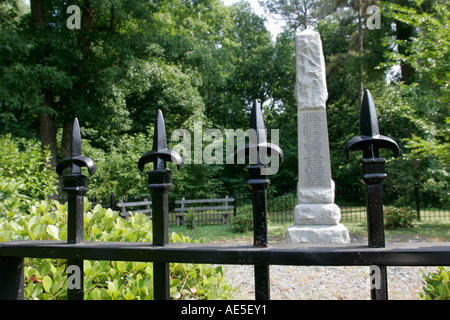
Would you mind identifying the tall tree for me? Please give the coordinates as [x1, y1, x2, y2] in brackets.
[379, 0, 449, 196]
[259, 0, 323, 31]
[0, 0, 207, 168]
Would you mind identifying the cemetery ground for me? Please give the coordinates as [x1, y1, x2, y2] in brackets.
[170, 219, 449, 300]
[169, 220, 450, 246]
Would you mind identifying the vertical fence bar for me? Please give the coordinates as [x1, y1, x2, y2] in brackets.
[56, 118, 97, 301]
[233, 191, 237, 217]
[148, 171, 172, 300]
[414, 183, 421, 220]
[64, 176, 88, 300]
[247, 165, 271, 300]
[361, 159, 388, 300]
[0, 257, 24, 300]
[235, 101, 284, 300]
[138, 109, 182, 301]
[345, 90, 400, 301]
[110, 192, 115, 211]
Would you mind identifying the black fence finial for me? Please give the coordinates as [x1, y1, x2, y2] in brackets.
[234, 100, 284, 300]
[235, 100, 284, 167]
[138, 109, 182, 300]
[56, 118, 97, 176]
[344, 89, 400, 160]
[56, 118, 96, 300]
[138, 109, 182, 172]
[344, 89, 400, 300]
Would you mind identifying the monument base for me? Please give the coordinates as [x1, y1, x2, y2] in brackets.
[293, 203, 341, 225]
[286, 224, 350, 244]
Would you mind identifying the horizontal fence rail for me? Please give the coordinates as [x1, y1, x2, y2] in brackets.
[1, 104, 449, 301]
[2, 241, 449, 266]
[1, 240, 449, 300]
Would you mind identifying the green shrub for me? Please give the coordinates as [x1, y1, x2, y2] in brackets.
[0, 199, 235, 300]
[230, 208, 253, 233]
[184, 207, 197, 230]
[0, 179, 29, 220]
[384, 206, 417, 230]
[0, 134, 58, 202]
[418, 267, 450, 300]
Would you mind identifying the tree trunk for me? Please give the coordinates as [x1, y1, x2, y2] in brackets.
[61, 120, 74, 159]
[395, 20, 415, 84]
[40, 112, 58, 168]
[59, 1, 97, 160]
[395, 0, 415, 84]
[357, 0, 364, 108]
[30, 0, 45, 27]
[30, 0, 59, 169]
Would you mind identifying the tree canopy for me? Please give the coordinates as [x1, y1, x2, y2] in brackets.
[0, 0, 448, 200]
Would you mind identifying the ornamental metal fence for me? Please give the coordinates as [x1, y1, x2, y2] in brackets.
[1, 94, 449, 301]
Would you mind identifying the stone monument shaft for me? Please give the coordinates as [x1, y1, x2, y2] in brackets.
[286, 29, 350, 244]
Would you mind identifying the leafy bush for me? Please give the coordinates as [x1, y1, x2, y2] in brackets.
[384, 206, 417, 230]
[0, 179, 29, 220]
[82, 133, 151, 197]
[418, 267, 449, 300]
[230, 208, 253, 233]
[0, 134, 58, 202]
[0, 199, 235, 300]
[184, 207, 197, 230]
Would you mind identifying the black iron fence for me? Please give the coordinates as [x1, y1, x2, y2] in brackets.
[81, 183, 449, 225]
[1, 95, 449, 301]
[211, 185, 449, 224]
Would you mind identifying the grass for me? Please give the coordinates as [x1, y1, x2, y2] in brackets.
[169, 220, 450, 243]
[169, 224, 253, 243]
[339, 208, 450, 223]
[265, 206, 450, 224]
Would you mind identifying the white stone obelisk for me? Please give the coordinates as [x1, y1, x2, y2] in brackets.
[286, 29, 350, 244]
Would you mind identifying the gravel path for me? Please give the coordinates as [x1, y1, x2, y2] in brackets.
[218, 236, 441, 300]
[222, 264, 437, 300]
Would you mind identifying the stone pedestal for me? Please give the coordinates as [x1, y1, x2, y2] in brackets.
[286, 29, 350, 244]
[286, 224, 350, 244]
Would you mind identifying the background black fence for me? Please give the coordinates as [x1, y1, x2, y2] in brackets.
[232, 184, 449, 224]
[72, 183, 450, 225]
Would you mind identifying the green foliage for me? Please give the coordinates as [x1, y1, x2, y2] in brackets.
[418, 267, 450, 300]
[184, 208, 197, 231]
[0, 199, 235, 300]
[0, 135, 58, 218]
[384, 206, 417, 230]
[384, 0, 450, 90]
[82, 133, 152, 197]
[230, 207, 253, 233]
[0, 179, 28, 221]
[1, 0, 449, 206]
[378, 0, 450, 194]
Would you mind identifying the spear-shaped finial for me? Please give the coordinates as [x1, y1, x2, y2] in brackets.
[55, 118, 95, 300]
[138, 109, 182, 172]
[139, 110, 182, 300]
[235, 101, 284, 166]
[344, 89, 400, 300]
[56, 118, 97, 176]
[344, 90, 400, 160]
[234, 100, 284, 299]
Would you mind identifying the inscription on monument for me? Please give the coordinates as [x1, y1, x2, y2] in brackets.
[287, 28, 349, 244]
[298, 111, 331, 189]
